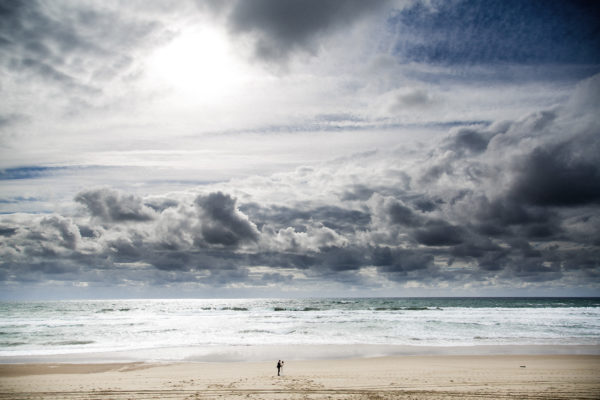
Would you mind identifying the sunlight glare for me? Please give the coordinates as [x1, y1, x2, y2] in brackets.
[148, 27, 245, 102]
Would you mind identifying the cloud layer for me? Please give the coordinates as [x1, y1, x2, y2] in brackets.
[2, 72, 599, 297]
[0, 0, 599, 298]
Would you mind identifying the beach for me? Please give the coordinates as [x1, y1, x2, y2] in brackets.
[1, 354, 599, 399]
[2, 299, 599, 398]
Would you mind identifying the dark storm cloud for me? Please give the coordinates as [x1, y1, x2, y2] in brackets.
[473, 197, 555, 235]
[0, 226, 17, 237]
[0, 216, 84, 286]
[413, 197, 438, 213]
[387, 200, 423, 227]
[502, 259, 563, 283]
[561, 248, 600, 273]
[247, 247, 367, 279]
[372, 246, 433, 272]
[225, 0, 389, 62]
[507, 239, 542, 259]
[316, 246, 366, 272]
[509, 135, 600, 207]
[371, 246, 447, 284]
[390, 0, 600, 66]
[414, 220, 465, 246]
[75, 188, 156, 222]
[195, 192, 259, 247]
[76, 224, 99, 239]
[450, 237, 503, 259]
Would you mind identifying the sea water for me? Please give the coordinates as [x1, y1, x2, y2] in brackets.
[1, 298, 599, 362]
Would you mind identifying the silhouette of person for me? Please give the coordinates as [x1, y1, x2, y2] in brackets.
[277, 360, 282, 376]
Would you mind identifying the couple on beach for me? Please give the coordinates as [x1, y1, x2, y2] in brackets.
[276, 360, 285, 376]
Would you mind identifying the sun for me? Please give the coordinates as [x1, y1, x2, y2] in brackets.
[147, 27, 245, 102]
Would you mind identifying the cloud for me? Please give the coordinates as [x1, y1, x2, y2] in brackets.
[473, 196, 558, 239]
[225, 0, 389, 62]
[414, 220, 465, 246]
[368, 194, 423, 233]
[387, 88, 438, 112]
[268, 224, 349, 253]
[75, 188, 156, 222]
[508, 135, 600, 207]
[39, 215, 81, 250]
[242, 202, 371, 235]
[442, 127, 492, 156]
[372, 247, 437, 282]
[144, 197, 179, 212]
[195, 192, 260, 247]
[0, 1, 163, 86]
[0, 226, 17, 237]
[0, 0, 174, 127]
[388, 200, 423, 227]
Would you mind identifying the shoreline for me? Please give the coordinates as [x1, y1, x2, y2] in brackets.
[1, 354, 599, 399]
[1, 343, 599, 364]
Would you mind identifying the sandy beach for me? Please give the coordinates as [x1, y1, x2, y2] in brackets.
[1, 354, 599, 399]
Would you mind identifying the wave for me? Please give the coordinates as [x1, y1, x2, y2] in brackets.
[374, 306, 432, 311]
[44, 340, 95, 346]
[238, 329, 274, 334]
[139, 328, 177, 334]
[1, 324, 30, 329]
[0, 341, 27, 347]
[426, 320, 485, 327]
[1, 298, 597, 356]
[96, 308, 132, 313]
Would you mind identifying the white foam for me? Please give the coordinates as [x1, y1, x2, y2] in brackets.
[1, 299, 599, 360]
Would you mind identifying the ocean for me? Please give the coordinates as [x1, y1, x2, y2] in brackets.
[1, 298, 599, 362]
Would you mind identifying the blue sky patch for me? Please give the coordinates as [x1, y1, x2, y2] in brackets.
[390, 0, 600, 67]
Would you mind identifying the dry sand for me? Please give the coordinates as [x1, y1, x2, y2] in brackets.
[1, 355, 599, 399]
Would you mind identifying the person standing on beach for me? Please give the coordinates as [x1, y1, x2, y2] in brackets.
[277, 360, 282, 376]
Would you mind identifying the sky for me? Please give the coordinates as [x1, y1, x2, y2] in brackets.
[0, 0, 599, 299]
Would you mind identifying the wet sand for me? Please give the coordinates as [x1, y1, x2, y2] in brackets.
[1, 355, 599, 399]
